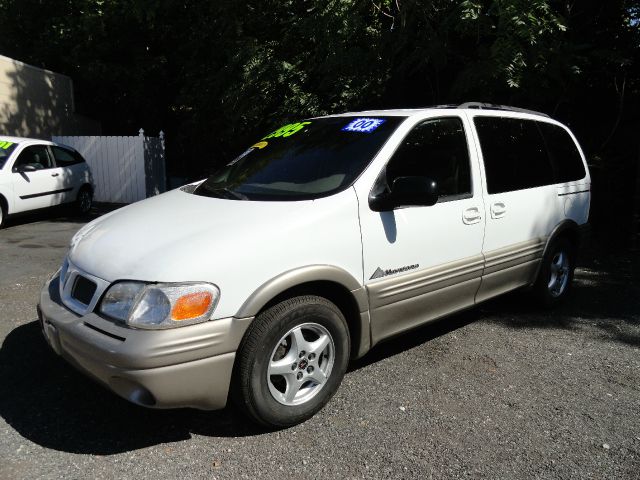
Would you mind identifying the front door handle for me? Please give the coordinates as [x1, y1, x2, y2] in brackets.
[51, 173, 59, 177]
[491, 202, 506, 219]
[463, 207, 482, 225]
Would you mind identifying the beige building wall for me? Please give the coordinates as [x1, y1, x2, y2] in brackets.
[0, 54, 100, 138]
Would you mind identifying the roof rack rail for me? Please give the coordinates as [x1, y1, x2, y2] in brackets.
[458, 102, 550, 118]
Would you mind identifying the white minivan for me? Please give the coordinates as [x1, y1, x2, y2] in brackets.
[37, 104, 590, 427]
[0, 136, 94, 228]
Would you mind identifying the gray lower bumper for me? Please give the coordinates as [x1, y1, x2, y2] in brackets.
[38, 276, 253, 410]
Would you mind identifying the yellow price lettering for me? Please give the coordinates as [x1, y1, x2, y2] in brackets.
[263, 122, 311, 139]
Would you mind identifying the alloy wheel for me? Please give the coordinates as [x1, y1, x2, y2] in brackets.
[266, 322, 335, 406]
[548, 250, 570, 298]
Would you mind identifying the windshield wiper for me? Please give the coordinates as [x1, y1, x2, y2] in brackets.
[196, 183, 248, 200]
[220, 188, 248, 200]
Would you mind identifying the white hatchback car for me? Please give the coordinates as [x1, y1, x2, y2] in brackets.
[38, 104, 590, 427]
[0, 136, 94, 227]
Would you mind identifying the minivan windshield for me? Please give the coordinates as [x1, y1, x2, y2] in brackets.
[194, 116, 405, 201]
[0, 141, 18, 169]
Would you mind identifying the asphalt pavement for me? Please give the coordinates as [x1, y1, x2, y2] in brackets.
[0, 207, 638, 479]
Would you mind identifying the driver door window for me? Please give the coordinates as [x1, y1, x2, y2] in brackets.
[385, 117, 472, 200]
[12, 145, 53, 171]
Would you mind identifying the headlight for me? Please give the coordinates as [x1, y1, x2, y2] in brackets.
[99, 281, 220, 329]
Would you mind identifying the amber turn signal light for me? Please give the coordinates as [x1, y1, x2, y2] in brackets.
[171, 291, 213, 321]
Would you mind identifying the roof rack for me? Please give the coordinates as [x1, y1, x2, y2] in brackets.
[458, 102, 550, 118]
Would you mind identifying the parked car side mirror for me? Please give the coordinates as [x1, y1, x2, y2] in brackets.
[369, 176, 439, 212]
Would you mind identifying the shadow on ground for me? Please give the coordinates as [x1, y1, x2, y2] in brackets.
[477, 250, 640, 347]
[0, 321, 264, 455]
[350, 309, 480, 372]
[0, 247, 637, 454]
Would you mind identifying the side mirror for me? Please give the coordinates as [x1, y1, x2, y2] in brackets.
[369, 176, 438, 212]
[14, 164, 37, 173]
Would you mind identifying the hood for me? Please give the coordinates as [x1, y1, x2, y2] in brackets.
[69, 187, 350, 283]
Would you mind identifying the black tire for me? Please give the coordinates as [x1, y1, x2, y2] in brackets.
[233, 295, 350, 428]
[76, 186, 92, 215]
[0, 200, 5, 229]
[533, 237, 576, 307]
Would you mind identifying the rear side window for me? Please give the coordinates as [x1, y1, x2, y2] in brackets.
[537, 122, 586, 183]
[51, 146, 85, 167]
[474, 117, 554, 194]
[385, 117, 472, 199]
[12, 145, 53, 171]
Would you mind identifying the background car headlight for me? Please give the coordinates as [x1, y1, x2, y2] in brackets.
[99, 282, 220, 329]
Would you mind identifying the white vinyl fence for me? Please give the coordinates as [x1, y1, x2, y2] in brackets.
[52, 129, 166, 203]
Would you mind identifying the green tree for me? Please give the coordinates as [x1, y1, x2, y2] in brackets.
[1, 0, 638, 244]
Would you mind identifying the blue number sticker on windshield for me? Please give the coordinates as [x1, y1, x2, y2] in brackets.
[342, 118, 386, 133]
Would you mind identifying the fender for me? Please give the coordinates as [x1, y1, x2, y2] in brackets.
[236, 265, 371, 358]
[237, 264, 368, 317]
[532, 219, 580, 283]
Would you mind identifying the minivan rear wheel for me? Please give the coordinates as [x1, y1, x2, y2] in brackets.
[233, 295, 350, 428]
[534, 238, 576, 307]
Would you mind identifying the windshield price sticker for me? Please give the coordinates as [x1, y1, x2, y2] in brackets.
[263, 122, 312, 139]
[0, 141, 14, 149]
[342, 118, 386, 133]
[226, 141, 270, 166]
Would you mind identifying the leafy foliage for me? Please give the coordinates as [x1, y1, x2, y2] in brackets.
[0, 0, 637, 190]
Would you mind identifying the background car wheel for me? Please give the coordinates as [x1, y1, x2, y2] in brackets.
[533, 237, 576, 307]
[0, 201, 5, 228]
[76, 187, 92, 215]
[233, 295, 350, 428]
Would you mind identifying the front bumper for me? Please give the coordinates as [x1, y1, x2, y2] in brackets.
[38, 275, 253, 410]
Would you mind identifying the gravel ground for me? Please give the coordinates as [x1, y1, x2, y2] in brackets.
[0, 208, 639, 479]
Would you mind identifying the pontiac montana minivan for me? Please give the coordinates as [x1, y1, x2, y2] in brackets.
[38, 103, 590, 427]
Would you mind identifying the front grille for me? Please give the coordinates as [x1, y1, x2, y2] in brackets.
[58, 258, 110, 316]
[71, 276, 97, 305]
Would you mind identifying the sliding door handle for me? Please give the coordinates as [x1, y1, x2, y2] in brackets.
[463, 207, 482, 225]
[490, 202, 506, 219]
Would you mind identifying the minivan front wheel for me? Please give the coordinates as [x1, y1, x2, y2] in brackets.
[233, 295, 350, 428]
[534, 238, 576, 307]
